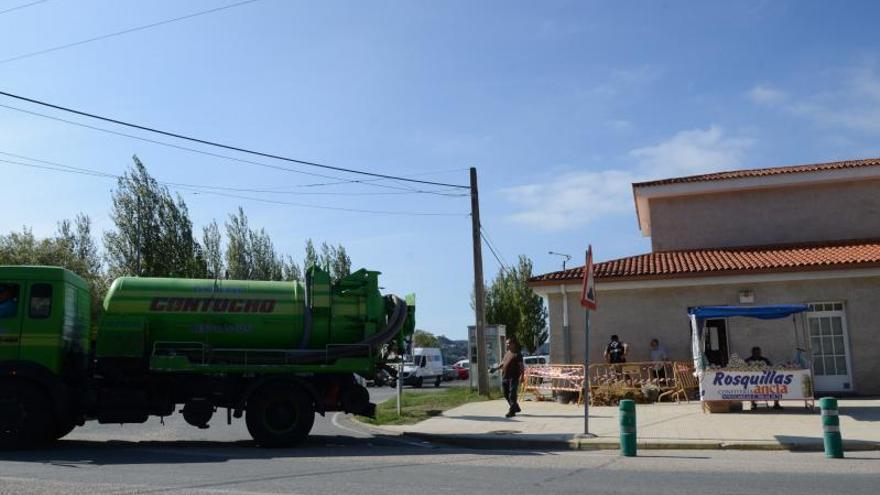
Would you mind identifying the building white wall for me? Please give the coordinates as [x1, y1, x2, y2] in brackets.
[648, 179, 880, 251]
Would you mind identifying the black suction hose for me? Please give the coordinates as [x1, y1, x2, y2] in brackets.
[287, 295, 408, 364]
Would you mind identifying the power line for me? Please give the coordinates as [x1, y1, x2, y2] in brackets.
[0, 152, 468, 217]
[480, 225, 510, 269]
[0, 0, 262, 65]
[0, 149, 467, 197]
[0, 90, 471, 190]
[0, 0, 48, 16]
[480, 231, 509, 273]
[0, 102, 464, 196]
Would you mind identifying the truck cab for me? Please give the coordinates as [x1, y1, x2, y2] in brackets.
[0, 266, 92, 448]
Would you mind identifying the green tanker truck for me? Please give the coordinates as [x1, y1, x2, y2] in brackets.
[0, 264, 413, 449]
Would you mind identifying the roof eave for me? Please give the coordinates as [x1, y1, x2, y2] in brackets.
[528, 261, 880, 287]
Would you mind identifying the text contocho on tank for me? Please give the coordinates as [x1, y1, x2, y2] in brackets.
[149, 297, 277, 313]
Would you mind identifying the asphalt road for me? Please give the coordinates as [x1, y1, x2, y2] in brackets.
[2, 383, 877, 494]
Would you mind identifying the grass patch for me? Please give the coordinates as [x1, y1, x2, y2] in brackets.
[358, 387, 504, 426]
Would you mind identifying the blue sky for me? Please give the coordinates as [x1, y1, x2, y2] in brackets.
[2, 0, 880, 340]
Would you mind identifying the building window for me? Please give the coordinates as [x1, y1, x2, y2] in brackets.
[29, 283, 52, 319]
[808, 302, 843, 312]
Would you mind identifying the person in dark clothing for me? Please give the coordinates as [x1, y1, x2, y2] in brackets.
[604, 334, 628, 364]
[491, 336, 525, 418]
[746, 346, 782, 410]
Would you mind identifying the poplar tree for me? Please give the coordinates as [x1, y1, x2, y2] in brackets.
[485, 255, 548, 353]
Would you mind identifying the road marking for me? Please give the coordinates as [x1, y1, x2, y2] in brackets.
[330, 412, 432, 448]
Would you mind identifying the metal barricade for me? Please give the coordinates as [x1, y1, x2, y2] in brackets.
[589, 361, 680, 403]
[521, 365, 585, 404]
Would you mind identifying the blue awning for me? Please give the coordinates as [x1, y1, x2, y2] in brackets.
[688, 304, 810, 320]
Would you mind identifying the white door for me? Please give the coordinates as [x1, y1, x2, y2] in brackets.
[807, 302, 854, 393]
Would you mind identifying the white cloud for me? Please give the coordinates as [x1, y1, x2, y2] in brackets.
[503, 126, 753, 231]
[747, 84, 787, 105]
[630, 125, 753, 178]
[755, 64, 880, 134]
[502, 170, 636, 231]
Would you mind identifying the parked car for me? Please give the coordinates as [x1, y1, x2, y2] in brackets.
[442, 365, 459, 381]
[402, 347, 444, 388]
[524, 355, 549, 367]
[366, 368, 396, 387]
[453, 359, 470, 380]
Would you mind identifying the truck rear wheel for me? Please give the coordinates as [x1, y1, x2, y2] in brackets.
[0, 380, 54, 450]
[246, 383, 315, 447]
[52, 420, 76, 441]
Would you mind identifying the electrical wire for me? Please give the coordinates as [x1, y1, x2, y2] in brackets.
[480, 225, 510, 269]
[0, 0, 48, 16]
[0, 102, 465, 196]
[0, 153, 468, 217]
[480, 231, 509, 273]
[0, 0, 262, 65]
[0, 149, 467, 197]
[0, 90, 471, 190]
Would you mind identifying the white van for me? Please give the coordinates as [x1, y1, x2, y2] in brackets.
[403, 347, 444, 388]
[524, 355, 549, 367]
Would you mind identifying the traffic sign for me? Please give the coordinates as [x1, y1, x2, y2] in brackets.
[580, 245, 597, 310]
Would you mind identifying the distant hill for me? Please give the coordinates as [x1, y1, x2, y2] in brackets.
[437, 335, 469, 364]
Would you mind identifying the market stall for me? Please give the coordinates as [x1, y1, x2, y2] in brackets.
[689, 305, 815, 412]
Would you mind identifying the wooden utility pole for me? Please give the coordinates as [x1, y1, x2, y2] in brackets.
[470, 167, 489, 395]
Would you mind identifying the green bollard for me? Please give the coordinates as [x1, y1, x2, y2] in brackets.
[619, 399, 636, 457]
[819, 397, 844, 458]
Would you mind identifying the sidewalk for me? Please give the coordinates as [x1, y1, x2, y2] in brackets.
[373, 398, 880, 451]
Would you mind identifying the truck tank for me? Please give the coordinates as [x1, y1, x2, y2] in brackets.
[98, 267, 395, 369]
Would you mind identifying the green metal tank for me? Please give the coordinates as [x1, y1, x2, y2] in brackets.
[99, 267, 388, 366]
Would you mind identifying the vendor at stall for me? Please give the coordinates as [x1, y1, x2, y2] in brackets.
[746, 346, 782, 410]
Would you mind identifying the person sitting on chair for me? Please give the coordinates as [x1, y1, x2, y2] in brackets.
[746, 346, 782, 410]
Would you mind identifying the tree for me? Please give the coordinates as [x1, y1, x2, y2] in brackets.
[56, 214, 107, 300]
[485, 255, 548, 354]
[280, 254, 302, 282]
[317, 241, 352, 282]
[1, 214, 107, 309]
[225, 207, 251, 279]
[413, 329, 440, 348]
[249, 227, 283, 281]
[202, 220, 223, 279]
[224, 207, 286, 281]
[104, 156, 205, 278]
[304, 239, 318, 271]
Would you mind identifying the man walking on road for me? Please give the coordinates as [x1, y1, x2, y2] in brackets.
[492, 336, 525, 418]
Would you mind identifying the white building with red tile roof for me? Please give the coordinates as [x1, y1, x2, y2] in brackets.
[530, 158, 880, 395]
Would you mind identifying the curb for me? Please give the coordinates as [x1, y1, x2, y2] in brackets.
[400, 432, 880, 452]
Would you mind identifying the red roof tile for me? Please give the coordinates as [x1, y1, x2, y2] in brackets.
[633, 157, 880, 188]
[529, 240, 880, 284]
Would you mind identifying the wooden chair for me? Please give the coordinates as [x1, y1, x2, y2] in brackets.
[657, 362, 698, 403]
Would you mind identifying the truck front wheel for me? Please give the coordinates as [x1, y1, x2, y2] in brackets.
[246, 383, 315, 447]
[0, 379, 54, 450]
